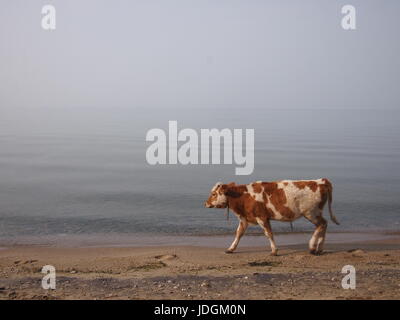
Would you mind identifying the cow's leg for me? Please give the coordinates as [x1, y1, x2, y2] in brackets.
[225, 219, 248, 253]
[257, 218, 278, 256]
[305, 214, 327, 255]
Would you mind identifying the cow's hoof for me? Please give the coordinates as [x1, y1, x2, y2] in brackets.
[224, 249, 234, 254]
[270, 251, 278, 256]
[309, 249, 317, 255]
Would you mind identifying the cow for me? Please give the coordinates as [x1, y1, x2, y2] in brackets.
[204, 178, 339, 255]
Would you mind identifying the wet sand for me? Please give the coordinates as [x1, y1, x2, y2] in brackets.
[0, 234, 399, 300]
[0, 231, 396, 248]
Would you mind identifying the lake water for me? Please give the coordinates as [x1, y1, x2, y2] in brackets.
[0, 108, 399, 244]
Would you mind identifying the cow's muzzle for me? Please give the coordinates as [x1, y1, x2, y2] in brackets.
[205, 202, 212, 208]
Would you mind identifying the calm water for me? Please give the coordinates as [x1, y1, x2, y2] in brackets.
[0, 108, 399, 243]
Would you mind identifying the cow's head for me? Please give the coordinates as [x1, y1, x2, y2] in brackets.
[205, 182, 242, 208]
[204, 182, 228, 208]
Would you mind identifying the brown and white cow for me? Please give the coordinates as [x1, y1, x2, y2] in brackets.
[205, 179, 339, 255]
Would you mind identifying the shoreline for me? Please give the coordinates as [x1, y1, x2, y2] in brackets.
[0, 230, 399, 249]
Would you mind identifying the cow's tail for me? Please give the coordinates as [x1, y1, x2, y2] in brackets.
[326, 179, 340, 225]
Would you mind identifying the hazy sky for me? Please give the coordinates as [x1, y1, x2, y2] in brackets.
[0, 0, 399, 110]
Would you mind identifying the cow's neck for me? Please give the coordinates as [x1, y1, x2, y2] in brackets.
[227, 196, 245, 217]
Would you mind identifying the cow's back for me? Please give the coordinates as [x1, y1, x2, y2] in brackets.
[246, 179, 330, 221]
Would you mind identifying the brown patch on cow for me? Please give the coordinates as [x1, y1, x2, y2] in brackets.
[321, 178, 332, 189]
[268, 188, 295, 220]
[283, 182, 288, 186]
[225, 186, 273, 222]
[259, 183, 295, 220]
[261, 182, 279, 195]
[253, 200, 272, 221]
[220, 182, 235, 193]
[262, 192, 268, 203]
[294, 181, 318, 192]
[309, 181, 318, 192]
[224, 184, 246, 198]
[293, 181, 306, 189]
[252, 183, 262, 193]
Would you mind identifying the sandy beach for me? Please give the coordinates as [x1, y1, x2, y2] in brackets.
[0, 233, 399, 300]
